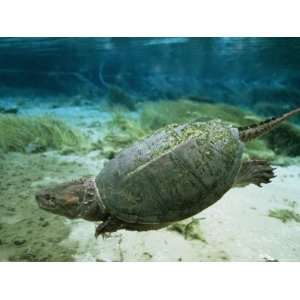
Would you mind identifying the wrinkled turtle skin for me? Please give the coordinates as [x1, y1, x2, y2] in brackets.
[96, 120, 243, 224]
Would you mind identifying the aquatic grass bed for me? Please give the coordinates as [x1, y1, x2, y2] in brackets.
[139, 99, 254, 131]
[0, 114, 86, 153]
[103, 111, 147, 149]
[264, 123, 300, 157]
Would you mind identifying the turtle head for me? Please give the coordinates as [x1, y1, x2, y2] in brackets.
[35, 177, 106, 221]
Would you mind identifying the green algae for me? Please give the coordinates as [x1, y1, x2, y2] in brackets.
[0, 114, 86, 153]
[268, 208, 300, 223]
[151, 120, 238, 164]
[218, 251, 230, 261]
[168, 219, 207, 243]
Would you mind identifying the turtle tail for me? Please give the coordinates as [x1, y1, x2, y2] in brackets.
[239, 107, 300, 143]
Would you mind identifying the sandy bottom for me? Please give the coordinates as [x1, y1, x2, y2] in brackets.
[1, 104, 300, 261]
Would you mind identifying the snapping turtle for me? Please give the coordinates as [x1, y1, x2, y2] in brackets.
[36, 107, 300, 237]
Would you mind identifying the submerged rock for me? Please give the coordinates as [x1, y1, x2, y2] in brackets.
[14, 239, 26, 246]
[106, 85, 137, 111]
[0, 106, 18, 114]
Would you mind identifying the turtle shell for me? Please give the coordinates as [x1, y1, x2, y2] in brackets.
[96, 120, 244, 224]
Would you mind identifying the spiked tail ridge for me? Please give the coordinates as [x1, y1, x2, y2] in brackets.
[239, 107, 300, 142]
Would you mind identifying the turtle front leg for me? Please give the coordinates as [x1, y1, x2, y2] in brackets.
[95, 216, 124, 238]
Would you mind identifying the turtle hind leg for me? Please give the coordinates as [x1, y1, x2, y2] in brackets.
[234, 160, 276, 188]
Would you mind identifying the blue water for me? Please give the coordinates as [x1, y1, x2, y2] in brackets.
[0, 37, 299, 110]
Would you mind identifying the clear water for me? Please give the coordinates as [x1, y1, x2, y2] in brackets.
[0, 37, 299, 262]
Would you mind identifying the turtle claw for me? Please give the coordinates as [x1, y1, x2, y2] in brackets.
[95, 231, 111, 239]
[95, 218, 110, 238]
[95, 220, 109, 238]
[94, 216, 123, 238]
